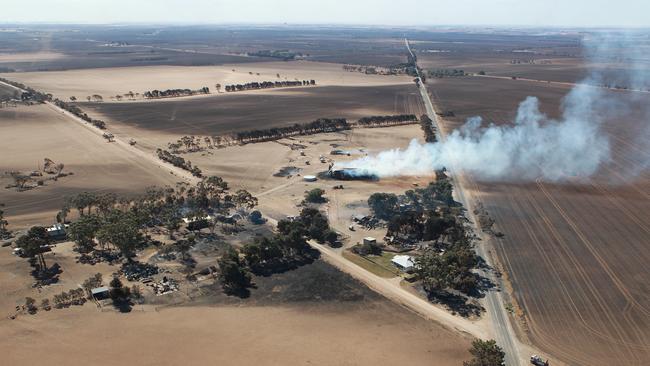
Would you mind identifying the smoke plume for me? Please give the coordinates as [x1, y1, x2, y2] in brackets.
[341, 32, 650, 182]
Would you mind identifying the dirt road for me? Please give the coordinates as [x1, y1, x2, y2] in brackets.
[263, 216, 487, 339]
[406, 39, 524, 365]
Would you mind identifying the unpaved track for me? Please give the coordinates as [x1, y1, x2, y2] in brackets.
[264, 216, 487, 339]
[406, 39, 524, 366]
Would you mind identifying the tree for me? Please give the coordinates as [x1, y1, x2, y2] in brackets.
[40, 298, 51, 311]
[96, 210, 142, 260]
[10, 171, 30, 191]
[56, 202, 71, 224]
[304, 188, 326, 204]
[463, 339, 505, 366]
[24, 297, 37, 314]
[217, 246, 252, 296]
[215, 83, 221, 92]
[160, 203, 182, 238]
[0, 204, 9, 238]
[249, 210, 264, 224]
[233, 189, 258, 214]
[67, 214, 101, 253]
[16, 226, 50, 270]
[368, 192, 398, 220]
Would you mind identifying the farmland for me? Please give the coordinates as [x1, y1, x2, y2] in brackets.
[1, 23, 649, 366]
[81, 84, 425, 153]
[429, 75, 650, 365]
[1, 60, 412, 101]
[0, 104, 179, 228]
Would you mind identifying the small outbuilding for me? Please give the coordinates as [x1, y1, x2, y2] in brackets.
[363, 237, 376, 245]
[391, 255, 415, 272]
[91, 287, 110, 300]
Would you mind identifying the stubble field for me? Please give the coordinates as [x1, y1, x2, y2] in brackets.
[0, 104, 179, 228]
[429, 76, 650, 366]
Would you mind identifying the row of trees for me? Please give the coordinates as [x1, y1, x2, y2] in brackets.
[167, 135, 213, 153]
[419, 114, 437, 142]
[53, 99, 107, 129]
[356, 114, 418, 127]
[0, 78, 51, 103]
[224, 80, 315, 92]
[247, 49, 303, 60]
[143, 87, 210, 99]
[427, 69, 467, 78]
[156, 148, 203, 177]
[0, 203, 9, 239]
[233, 118, 350, 144]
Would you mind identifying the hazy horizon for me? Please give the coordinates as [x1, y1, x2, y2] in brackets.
[2, 0, 650, 28]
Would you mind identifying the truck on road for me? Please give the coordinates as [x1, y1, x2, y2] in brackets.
[530, 355, 549, 366]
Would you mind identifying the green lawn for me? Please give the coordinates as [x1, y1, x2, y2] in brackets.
[342, 250, 400, 278]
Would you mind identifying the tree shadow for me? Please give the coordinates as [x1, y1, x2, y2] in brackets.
[223, 283, 255, 299]
[30, 261, 62, 285]
[111, 298, 133, 313]
[427, 289, 485, 318]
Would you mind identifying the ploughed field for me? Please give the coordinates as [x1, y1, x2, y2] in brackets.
[430, 76, 650, 366]
[83, 84, 425, 136]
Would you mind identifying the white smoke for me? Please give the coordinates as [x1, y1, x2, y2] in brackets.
[341, 32, 650, 182]
[340, 85, 610, 181]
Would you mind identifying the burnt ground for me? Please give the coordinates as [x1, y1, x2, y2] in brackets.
[155, 259, 382, 309]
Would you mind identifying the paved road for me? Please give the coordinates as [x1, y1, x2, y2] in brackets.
[405, 39, 523, 366]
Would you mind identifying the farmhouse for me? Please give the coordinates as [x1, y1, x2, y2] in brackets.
[46, 223, 66, 240]
[391, 255, 415, 272]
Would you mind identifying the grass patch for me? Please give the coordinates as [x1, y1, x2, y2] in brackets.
[342, 250, 399, 278]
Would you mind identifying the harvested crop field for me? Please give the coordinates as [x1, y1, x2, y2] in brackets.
[0, 104, 179, 228]
[431, 76, 650, 365]
[83, 84, 425, 137]
[1, 61, 412, 100]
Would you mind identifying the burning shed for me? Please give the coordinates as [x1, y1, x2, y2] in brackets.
[329, 168, 377, 181]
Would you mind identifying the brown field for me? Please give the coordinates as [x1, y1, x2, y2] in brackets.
[0, 235, 470, 366]
[83, 84, 423, 136]
[1, 60, 412, 101]
[430, 76, 650, 365]
[0, 104, 179, 229]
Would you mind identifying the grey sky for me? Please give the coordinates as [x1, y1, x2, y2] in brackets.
[2, 0, 649, 28]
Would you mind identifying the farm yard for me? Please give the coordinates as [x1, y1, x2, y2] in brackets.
[430, 75, 650, 366]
